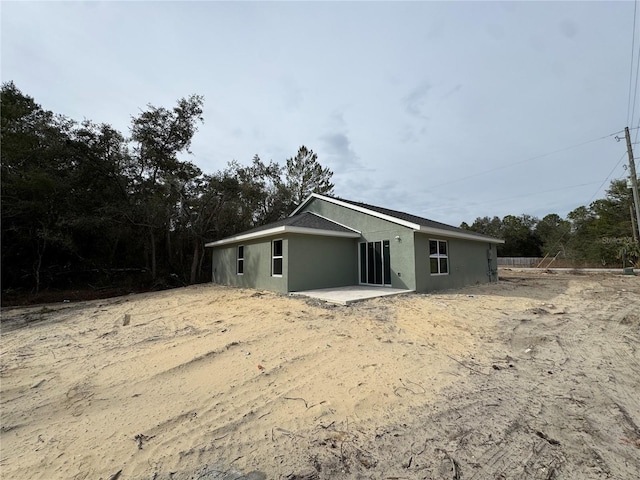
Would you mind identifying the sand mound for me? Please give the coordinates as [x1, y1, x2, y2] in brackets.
[2, 271, 639, 479]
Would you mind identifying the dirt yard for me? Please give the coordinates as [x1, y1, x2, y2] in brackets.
[1, 270, 639, 479]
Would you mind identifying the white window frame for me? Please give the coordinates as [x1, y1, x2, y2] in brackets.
[237, 245, 244, 275]
[272, 239, 283, 277]
[429, 239, 449, 276]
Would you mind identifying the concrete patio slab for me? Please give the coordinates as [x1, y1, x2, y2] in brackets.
[292, 285, 414, 305]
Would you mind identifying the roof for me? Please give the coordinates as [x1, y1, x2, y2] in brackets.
[204, 211, 360, 247]
[291, 193, 504, 244]
[207, 193, 505, 247]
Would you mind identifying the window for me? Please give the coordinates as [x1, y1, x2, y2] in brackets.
[272, 239, 283, 276]
[429, 240, 449, 275]
[237, 245, 244, 275]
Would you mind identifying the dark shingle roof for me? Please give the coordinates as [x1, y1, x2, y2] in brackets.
[238, 211, 356, 235]
[211, 195, 501, 245]
[324, 195, 500, 242]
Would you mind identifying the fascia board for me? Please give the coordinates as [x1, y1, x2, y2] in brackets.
[205, 226, 288, 246]
[417, 226, 505, 244]
[285, 226, 361, 238]
[293, 193, 421, 230]
[205, 226, 361, 247]
[289, 194, 316, 216]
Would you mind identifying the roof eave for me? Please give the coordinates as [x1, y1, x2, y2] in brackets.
[205, 225, 361, 247]
[417, 226, 505, 244]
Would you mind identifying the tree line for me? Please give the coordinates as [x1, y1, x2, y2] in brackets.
[3, 82, 638, 301]
[461, 179, 640, 267]
[1, 82, 334, 296]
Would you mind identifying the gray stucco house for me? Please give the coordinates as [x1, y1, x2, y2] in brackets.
[205, 194, 504, 294]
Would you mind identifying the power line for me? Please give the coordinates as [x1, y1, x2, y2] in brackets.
[469, 181, 602, 208]
[586, 151, 627, 205]
[428, 130, 624, 190]
[474, 152, 625, 214]
[530, 152, 627, 259]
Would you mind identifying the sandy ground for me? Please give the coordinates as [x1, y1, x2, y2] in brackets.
[1, 270, 639, 480]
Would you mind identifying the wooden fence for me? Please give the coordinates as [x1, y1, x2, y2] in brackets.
[497, 257, 544, 267]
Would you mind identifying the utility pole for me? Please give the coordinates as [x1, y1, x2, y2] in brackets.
[631, 204, 639, 244]
[624, 127, 640, 243]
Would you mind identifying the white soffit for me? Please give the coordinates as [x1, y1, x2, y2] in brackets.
[205, 225, 360, 247]
[417, 226, 505, 244]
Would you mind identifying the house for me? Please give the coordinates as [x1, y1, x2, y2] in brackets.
[205, 194, 504, 294]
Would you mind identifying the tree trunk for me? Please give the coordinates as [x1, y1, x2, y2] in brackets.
[190, 239, 200, 284]
[150, 229, 157, 280]
[34, 247, 43, 294]
[198, 245, 206, 282]
[109, 235, 120, 265]
[34, 226, 47, 294]
[166, 221, 172, 263]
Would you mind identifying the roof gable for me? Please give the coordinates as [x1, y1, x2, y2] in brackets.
[292, 193, 504, 244]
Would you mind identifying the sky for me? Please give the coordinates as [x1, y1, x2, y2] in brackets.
[2, 0, 639, 227]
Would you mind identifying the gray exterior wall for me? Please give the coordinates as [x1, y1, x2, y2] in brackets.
[211, 236, 289, 293]
[210, 197, 501, 294]
[211, 232, 359, 293]
[300, 198, 416, 290]
[414, 233, 498, 292]
[287, 234, 358, 291]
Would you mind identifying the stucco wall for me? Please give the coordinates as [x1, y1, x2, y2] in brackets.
[211, 233, 360, 293]
[300, 199, 416, 290]
[210, 197, 500, 294]
[211, 236, 288, 294]
[414, 234, 498, 292]
[287, 234, 358, 291]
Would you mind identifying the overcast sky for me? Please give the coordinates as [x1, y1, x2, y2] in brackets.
[2, 1, 638, 226]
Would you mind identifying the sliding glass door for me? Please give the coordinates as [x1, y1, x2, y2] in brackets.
[359, 240, 391, 286]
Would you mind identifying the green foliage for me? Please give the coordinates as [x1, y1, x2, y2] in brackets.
[462, 216, 503, 241]
[535, 214, 570, 255]
[461, 178, 639, 266]
[226, 156, 289, 227]
[15, 75, 636, 294]
[2, 82, 86, 292]
[1, 83, 337, 294]
[126, 95, 205, 279]
[565, 179, 637, 266]
[500, 214, 542, 257]
[462, 215, 541, 257]
[285, 146, 334, 207]
[617, 238, 640, 267]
